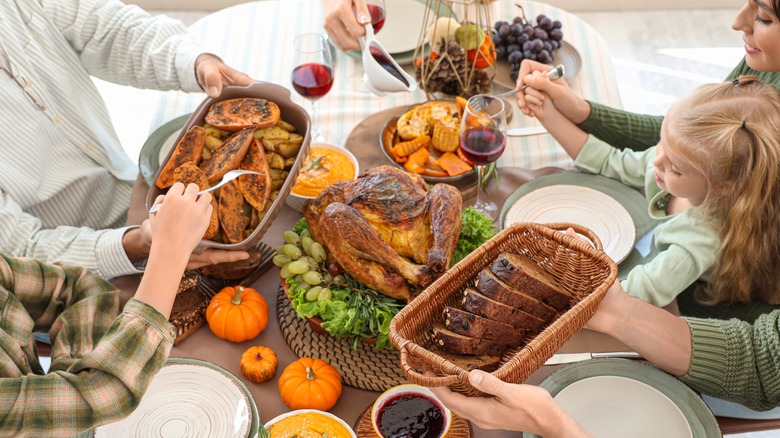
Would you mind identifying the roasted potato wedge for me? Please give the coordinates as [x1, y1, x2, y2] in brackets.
[200, 128, 254, 183]
[156, 126, 205, 189]
[277, 119, 296, 132]
[172, 162, 219, 239]
[254, 126, 289, 141]
[205, 98, 281, 131]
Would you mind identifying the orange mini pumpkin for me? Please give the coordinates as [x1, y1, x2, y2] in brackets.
[206, 285, 269, 343]
[278, 358, 342, 411]
[240, 346, 278, 383]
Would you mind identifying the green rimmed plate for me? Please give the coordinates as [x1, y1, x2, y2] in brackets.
[499, 172, 659, 273]
[525, 359, 720, 438]
[138, 113, 192, 186]
[90, 358, 260, 438]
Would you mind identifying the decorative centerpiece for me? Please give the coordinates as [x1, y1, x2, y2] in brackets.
[413, 0, 496, 99]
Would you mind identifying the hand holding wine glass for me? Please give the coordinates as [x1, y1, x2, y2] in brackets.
[323, 0, 385, 51]
[292, 33, 334, 142]
[460, 95, 507, 220]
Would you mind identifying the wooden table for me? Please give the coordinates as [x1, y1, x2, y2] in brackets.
[115, 165, 635, 438]
[134, 1, 779, 435]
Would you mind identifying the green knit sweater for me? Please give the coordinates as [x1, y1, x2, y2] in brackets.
[682, 313, 780, 411]
[579, 58, 780, 150]
[579, 57, 780, 410]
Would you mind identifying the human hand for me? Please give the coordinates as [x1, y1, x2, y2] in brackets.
[516, 60, 590, 123]
[148, 182, 213, 256]
[429, 371, 590, 436]
[195, 53, 254, 98]
[324, 0, 371, 51]
[522, 76, 559, 123]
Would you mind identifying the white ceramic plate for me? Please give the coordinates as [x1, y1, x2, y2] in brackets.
[554, 375, 692, 438]
[526, 359, 720, 438]
[376, 0, 433, 54]
[502, 184, 636, 263]
[493, 40, 582, 90]
[138, 113, 190, 185]
[93, 358, 259, 438]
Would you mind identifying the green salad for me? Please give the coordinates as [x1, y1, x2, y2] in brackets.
[278, 207, 496, 350]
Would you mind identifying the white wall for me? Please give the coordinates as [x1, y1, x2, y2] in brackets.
[129, 0, 744, 13]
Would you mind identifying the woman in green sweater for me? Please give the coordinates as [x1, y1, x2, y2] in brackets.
[441, 0, 780, 428]
[515, 0, 780, 154]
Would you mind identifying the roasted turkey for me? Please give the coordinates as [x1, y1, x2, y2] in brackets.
[302, 165, 462, 302]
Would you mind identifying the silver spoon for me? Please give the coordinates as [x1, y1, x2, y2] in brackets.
[149, 169, 263, 214]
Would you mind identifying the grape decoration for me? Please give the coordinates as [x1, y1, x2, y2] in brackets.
[492, 11, 564, 82]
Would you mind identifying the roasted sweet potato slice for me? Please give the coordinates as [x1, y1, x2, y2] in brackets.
[156, 126, 205, 189]
[205, 98, 281, 131]
[237, 139, 273, 212]
[439, 152, 473, 176]
[218, 180, 248, 244]
[173, 162, 219, 240]
[199, 128, 254, 183]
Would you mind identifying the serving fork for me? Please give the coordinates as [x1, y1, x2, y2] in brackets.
[148, 169, 263, 214]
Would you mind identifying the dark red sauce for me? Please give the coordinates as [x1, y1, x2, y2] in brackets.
[377, 392, 445, 438]
[369, 46, 409, 87]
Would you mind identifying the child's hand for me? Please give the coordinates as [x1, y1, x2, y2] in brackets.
[522, 72, 559, 123]
[148, 182, 212, 255]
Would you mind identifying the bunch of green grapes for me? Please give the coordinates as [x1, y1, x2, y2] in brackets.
[272, 230, 344, 302]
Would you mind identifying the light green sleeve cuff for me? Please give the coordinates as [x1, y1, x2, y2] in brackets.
[680, 318, 730, 393]
[573, 134, 614, 173]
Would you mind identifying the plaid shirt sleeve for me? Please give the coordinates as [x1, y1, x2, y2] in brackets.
[0, 254, 176, 437]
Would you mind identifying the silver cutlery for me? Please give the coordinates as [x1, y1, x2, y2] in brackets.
[543, 351, 643, 366]
[506, 125, 548, 137]
[489, 64, 566, 101]
[149, 169, 263, 215]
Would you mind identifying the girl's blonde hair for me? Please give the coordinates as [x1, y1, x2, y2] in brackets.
[665, 75, 780, 304]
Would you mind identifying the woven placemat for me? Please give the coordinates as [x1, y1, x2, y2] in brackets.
[353, 403, 473, 438]
[276, 284, 408, 392]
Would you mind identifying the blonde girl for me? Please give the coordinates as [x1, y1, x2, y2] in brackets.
[523, 75, 780, 307]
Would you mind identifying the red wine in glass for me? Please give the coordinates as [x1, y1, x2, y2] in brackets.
[460, 127, 506, 165]
[367, 3, 386, 33]
[291, 63, 334, 99]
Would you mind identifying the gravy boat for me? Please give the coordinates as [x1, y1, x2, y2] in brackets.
[359, 24, 417, 96]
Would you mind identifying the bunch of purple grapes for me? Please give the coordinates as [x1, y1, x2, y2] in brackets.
[492, 14, 563, 82]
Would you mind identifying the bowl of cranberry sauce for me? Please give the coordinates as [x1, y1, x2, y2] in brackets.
[371, 384, 452, 438]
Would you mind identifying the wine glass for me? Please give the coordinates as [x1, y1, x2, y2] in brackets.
[460, 95, 507, 220]
[292, 33, 334, 142]
[360, 0, 386, 34]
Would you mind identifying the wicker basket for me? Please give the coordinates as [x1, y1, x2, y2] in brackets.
[389, 222, 618, 396]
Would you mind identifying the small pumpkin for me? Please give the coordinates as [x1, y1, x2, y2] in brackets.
[206, 285, 269, 343]
[278, 358, 342, 411]
[240, 346, 278, 383]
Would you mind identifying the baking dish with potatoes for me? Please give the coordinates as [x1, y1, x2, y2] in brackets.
[146, 82, 311, 253]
